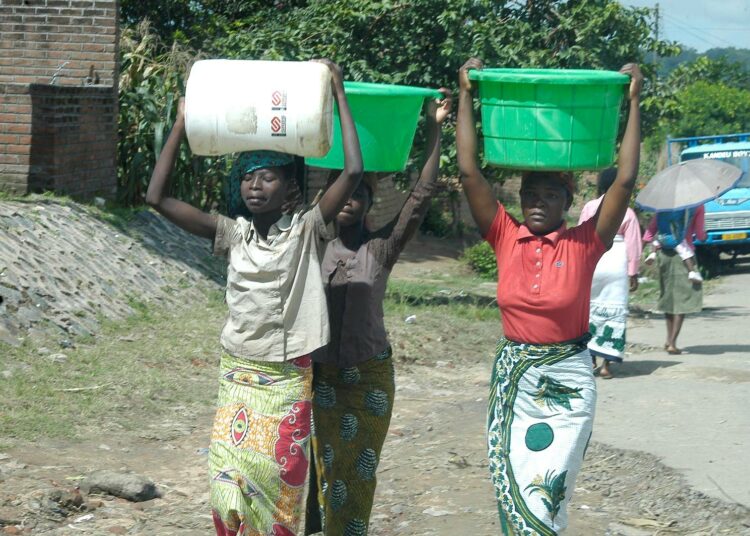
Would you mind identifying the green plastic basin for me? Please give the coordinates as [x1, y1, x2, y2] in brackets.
[468, 68, 629, 170]
[307, 81, 442, 172]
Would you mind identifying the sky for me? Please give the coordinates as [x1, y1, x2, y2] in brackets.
[622, 0, 750, 52]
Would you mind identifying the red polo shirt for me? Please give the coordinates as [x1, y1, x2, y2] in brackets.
[485, 203, 607, 344]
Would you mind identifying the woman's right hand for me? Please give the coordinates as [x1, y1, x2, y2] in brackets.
[459, 58, 483, 92]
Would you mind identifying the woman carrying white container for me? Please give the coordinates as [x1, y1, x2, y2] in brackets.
[146, 59, 363, 536]
[456, 58, 642, 535]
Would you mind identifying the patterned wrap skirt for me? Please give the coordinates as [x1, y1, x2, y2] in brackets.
[487, 338, 596, 535]
[588, 236, 629, 362]
[210, 351, 313, 536]
[305, 347, 395, 536]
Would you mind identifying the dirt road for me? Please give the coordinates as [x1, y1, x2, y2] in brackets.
[1, 238, 749, 535]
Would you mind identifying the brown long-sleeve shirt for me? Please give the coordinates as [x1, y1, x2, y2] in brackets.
[311, 178, 436, 367]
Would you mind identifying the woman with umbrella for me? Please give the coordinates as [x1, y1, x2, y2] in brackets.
[636, 158, 742, 355]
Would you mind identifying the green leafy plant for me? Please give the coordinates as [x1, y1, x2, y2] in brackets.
[461, 240, 497, 279]
[118, 21, 229, 209]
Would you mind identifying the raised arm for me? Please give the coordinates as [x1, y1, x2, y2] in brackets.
[594, 64, 643, 246]
[388, 88, 452, 251]
[145, 98, 217, 240]
[456, 58, 498, 237]
[316, 60, 364, 224]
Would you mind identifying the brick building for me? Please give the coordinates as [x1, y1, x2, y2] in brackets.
[0, 0, 119, 197]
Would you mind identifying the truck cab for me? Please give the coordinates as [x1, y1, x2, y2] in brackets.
[668, 133, 750, 273]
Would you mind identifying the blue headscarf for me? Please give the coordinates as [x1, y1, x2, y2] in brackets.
[225, 151, 295, 218]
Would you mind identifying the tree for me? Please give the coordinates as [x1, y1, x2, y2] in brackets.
[211, 0, 667, 87]
[119, 1, 310, 46]
[117, 0, 673, 208]
[667, 81, 750, 138]
[210, 0, 672, 178]
[643, 56, 750, 149]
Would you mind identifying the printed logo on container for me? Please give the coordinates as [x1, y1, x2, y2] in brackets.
[271, 90, 287, 111]
[271, 115, 287, 137]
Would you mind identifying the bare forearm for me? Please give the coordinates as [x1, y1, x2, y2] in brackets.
[418, 117, 441, 186]
[456, 88, 496, 235]
[317, 81, 364, 223]
[146, 118, 184, 207]
[145, 112, 216, 240]
[336, 86, 364, 180]
[614, 97, 641, 192]
[596, 95, 642, 245]
[457, 89, 481, 180]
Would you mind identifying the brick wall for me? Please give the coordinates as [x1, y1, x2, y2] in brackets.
[0, 0, 118, 197]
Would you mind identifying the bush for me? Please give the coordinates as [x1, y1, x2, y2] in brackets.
[420, 197, 453, 237]
[461, 241, 497, 279]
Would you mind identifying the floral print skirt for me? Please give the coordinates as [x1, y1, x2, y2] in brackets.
[210, 351, 313, 536]
[487, 338, 596, 535]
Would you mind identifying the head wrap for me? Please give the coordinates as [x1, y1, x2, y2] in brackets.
[325, 171, 380, 198]
[225, 151, 295, 218]
[362, 172, 380, 198]
[521, 171, 575, 198]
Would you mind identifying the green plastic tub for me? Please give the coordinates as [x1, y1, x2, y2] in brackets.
[307, 81, 442, 172]
[468, 69, 629, 170]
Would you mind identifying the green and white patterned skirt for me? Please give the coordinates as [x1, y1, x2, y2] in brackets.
[487, 338, 596, 535]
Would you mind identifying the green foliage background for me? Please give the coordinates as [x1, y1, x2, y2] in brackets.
[116, 0, 750, 214]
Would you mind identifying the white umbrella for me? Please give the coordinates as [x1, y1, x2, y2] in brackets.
[635, 159, 743, 212]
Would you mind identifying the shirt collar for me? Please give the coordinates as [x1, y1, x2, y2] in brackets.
[516, 220, 567, 246]
[243, 212, 295, 244]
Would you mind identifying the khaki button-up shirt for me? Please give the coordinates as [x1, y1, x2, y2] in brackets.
[214, 205, 334, 361]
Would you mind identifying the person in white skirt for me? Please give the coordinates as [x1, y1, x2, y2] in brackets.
[579, 168, 643, 379]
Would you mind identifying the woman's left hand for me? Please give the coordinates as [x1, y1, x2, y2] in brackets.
[619, 63, 643, 100]
[312, 58, 344, 94]
[629, 275, 639, 292]
[434, 88, 453, 124]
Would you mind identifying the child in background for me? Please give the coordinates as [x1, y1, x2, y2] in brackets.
[644, 205, 706, 283]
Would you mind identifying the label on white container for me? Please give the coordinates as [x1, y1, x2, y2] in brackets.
[185, 60, 333, 157]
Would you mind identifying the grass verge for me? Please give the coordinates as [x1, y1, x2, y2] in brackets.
[0, 289, 226, 441]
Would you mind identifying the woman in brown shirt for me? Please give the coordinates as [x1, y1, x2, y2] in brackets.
[304, 89, 451, 536]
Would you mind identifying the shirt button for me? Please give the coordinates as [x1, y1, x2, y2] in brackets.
[536, 261, 541, 267]
[536, 248, 542, 254]
[535, 273, 540, 278]
[532, 284, 539, 289]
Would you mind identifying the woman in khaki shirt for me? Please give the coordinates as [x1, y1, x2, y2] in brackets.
[146, 60, 363, 536]
[305, 89, 451, 536]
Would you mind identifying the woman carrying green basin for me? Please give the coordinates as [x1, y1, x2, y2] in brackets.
[456, 58, 642, 535]
[305, 89, 452, 536]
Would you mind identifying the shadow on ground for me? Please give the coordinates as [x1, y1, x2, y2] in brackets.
[699, 306, 749, 320]
[681, 344, 750, 355]
[613, 359, 681, 378]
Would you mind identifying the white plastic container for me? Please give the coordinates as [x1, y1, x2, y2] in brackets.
[185, 59, 333, 157]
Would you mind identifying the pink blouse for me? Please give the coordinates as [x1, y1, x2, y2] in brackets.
[578, 195, 643, 277]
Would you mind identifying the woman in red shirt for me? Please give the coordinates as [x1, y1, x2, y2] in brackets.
[456, 58, 642, 536]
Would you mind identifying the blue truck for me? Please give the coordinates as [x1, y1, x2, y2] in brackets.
[667, 132, 750, 274]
